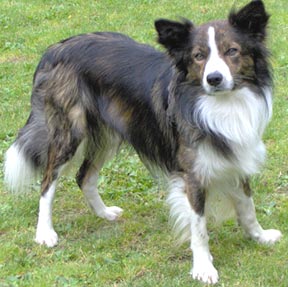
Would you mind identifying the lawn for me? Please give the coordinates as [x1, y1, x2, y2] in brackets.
[0, 0, 288, 286]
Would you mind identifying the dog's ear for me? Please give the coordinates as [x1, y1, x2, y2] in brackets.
[155, 19, 193, 75]
[155, 19, 193, 50]
[229, 0, 270, 41]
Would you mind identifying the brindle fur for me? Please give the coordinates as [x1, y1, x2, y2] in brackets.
[14, 2, 271, 214]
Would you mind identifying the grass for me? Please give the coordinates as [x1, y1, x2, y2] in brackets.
[0, 0, 288, 286]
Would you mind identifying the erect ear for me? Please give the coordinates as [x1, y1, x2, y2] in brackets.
[154, 18, 193, 50]
[229, 0, 270, 41]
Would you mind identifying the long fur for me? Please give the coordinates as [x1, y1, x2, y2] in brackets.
[4, 0, 272, 231]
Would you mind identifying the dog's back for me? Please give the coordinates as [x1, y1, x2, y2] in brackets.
[4, 32, 177, 193]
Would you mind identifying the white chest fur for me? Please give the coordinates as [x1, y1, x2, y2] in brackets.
[193, 87, 272, 185]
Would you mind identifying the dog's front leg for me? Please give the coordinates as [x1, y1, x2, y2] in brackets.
[186, 177, 219, 284]
[190, 209, 219, 284]
[232, 180, 282, 244]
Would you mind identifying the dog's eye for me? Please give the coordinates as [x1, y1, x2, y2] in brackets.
[225, 47, 239, 57]
[194, 52, 205, 62]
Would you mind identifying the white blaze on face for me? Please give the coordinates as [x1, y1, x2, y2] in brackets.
[203, 27, 234, 94]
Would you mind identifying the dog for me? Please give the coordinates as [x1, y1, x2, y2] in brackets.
[4, 0, 282, 284]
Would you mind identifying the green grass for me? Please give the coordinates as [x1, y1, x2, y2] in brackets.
[1, 0, 288, 286]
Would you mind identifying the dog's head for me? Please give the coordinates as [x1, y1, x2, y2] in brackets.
[155, 0, 270, 95]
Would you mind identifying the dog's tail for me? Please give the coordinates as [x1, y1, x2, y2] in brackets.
[4, 104, 49, 193]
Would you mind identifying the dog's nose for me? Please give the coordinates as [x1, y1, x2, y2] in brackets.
[207, 72, 223, 87]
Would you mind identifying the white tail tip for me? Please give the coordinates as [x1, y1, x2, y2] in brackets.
[4, 143, 38, 193]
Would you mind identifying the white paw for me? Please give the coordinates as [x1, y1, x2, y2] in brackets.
[191, 261, 219, 285]
[99, 206, 123, 221]
[35, 228, 58, 247]
[257, 229, 282, 245]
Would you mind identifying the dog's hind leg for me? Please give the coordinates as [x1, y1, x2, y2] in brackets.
[35, 136, 82, 247]
[76, 137, 123, 221]
[231, 180, 282, 245]
[35, 178, 58, 247]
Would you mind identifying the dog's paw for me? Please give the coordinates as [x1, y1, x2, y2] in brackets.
[35, 228, 58, 247]
[257, 229, 282, 245]
[99, 206, 123, 221]
[191, 261, 219, 285]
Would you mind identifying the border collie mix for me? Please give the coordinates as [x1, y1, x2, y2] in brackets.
[4, 0, 282, 284]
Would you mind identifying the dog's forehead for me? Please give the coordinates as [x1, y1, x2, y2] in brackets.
[192, 20, 233, 46]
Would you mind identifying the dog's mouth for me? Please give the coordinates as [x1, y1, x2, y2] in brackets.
[204, 85, 235, 96]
